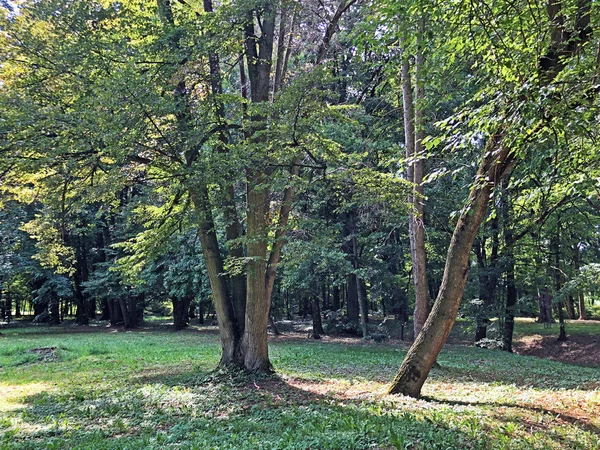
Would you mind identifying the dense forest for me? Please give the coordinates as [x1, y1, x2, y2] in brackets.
[1, 0, 600, 402]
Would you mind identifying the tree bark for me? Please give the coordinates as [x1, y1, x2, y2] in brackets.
[310, 295, 324, 339]
[346, 274, 360, 323]
[173, 296, 192, 331]
[356, 275, 369, 338]
[241, 175, 272, 371]
[400, 42, 429, 340]
[538, 290, 554, 324]
[332, 285, 341, 310]
[578, 293, 587, 320]
[190, 189, 241, 366]
[238, 4, 276, 373]
[474, 211, 499, 341]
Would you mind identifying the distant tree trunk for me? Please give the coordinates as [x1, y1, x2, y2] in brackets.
[578, 293, 587, 320]
[356, 276, 369, 338]
[118, 297, 130, 329]
[268, 315, 281, 335]
[49, 296, 60, 325]
[501, 178, 517, 352]
[310, 295, 324, 339]
[552, 224, 567, 341]
[73, 282, 88, 325]
[332, 285, 340, 310]
[127, 294, 138, 328]
[573, 244, 587, 320]
[2, 288, 10, 323]
[34, 301, 45, 319]
[322, 282, 329, 311]
[400, 39, 429, 340]
[173, 296, 192, 331]
[346, 274, 359, 323]
[565, 296, 575, 319]
[15, 294, 21, 318]
[198, 300, 205, 324]
[188, 300, 196, 319]
[538, 291, 554, 324]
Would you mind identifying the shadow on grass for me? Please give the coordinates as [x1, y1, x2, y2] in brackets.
[4, 355, 598, 450]
[425, 396, 600, 436]
[6, 369, 485, 450]
[430, 348, 600, 391]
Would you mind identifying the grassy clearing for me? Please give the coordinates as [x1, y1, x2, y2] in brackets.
[0, 320, 599, 450]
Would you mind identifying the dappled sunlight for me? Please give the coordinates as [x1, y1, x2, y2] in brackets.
[1, 326, 599, 449]
[0, 382, 51, 411]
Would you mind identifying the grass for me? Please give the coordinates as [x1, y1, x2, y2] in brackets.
[513, 317, 600, 336]
[0, 320, 599, 450]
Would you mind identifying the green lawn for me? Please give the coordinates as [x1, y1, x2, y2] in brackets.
[1, 321, 599, 450]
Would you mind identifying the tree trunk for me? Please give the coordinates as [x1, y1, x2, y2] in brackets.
[552, 225, 567, 341]
[332, 285, 340, 310]
[566, 296, 575, 320]
[127, 294, 138, 328]
[578, 293, 587, 320]
[474, 210, 499, 342]
[346, 274, 359, 323]
[118, 297, 129, 329]
[573, 244, 587, 320]
[400, 42, 429, 340]
[388, 134, 514, 397]
[191, 189, 241, 366]
[4, 288, 11, 323]
[241, 177, 272, 372]
[501, 178, 517, 352]
[198, 299, 205, 324]
[268, 314, 281, 336]
[356, 276, 369, 338]
[15, 294, 21, 318]
[173, 296, 192, 331]
[310, 295, 324, 339]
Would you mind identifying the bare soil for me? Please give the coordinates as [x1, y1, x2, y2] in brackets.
[513, 334, 600, 367]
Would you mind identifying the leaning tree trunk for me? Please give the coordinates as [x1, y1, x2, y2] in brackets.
[191, 189, 241, 366]
[388, 135, 514, 397]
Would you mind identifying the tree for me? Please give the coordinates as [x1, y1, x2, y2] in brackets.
[0, 0, 358, 371]
[388, 0, 595, 397]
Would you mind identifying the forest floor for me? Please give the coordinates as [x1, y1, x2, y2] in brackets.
[0, 319, 599, 450]
[510, 319, 600, 367]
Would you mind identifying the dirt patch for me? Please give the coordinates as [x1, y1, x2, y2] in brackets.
[513, 335, 600, 367]
[28, 347, 60, 363]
